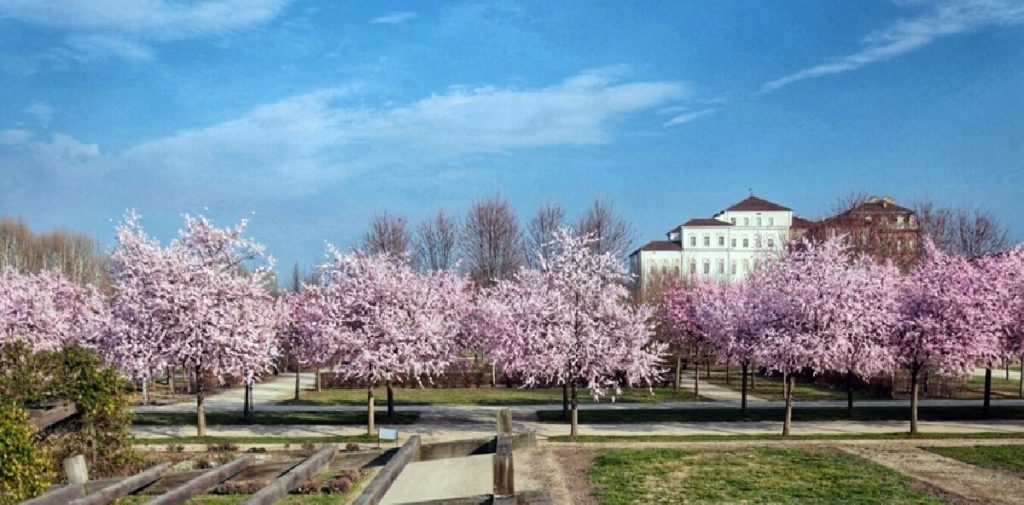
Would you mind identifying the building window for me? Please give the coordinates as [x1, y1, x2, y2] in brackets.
[742, 238, 749, 248]
[908, 239, 915, 250]
[690, 261, 696, 274]
[767, 238, 775, 248]
[896, 240, 903, 252]
[703, 261, 710, 275]
[742, 259, 749, 272]
[730, 218, 736, 224]
[743, 217, 750, 226]
[661, 265, 668, 275]
[717, 260, 725, 274]
[718, 236, 725, 246]
[731, 261, 737, 274]
[768, 217, 774, 226]
[690, 236, 696, 247]
[756, 217, 762, 227]
[755, 237, 762, 248]
[731, 238, 736, 247]
[703, 236, 710, 247]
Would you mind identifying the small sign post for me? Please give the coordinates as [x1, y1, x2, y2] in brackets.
[377, 427, 399, 448]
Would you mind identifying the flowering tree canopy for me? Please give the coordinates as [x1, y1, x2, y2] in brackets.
[102, 212, 280, 435]
[0, 267, 107, 352]
[294, 248, 472, 433]
[481, 230, 665, 436]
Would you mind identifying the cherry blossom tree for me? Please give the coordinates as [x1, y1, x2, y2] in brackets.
[102, 212, 280, 435]
[295, 248, 472, 435]
[661, 281, 704, 395]
[696, 282, 764, 415]
[976, 246, 1024, 403]
[481, 230, 665, 436]
[0, 267, 108, 352]
[892, 240, 1001, 433]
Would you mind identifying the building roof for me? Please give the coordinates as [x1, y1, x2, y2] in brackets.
[844, 196, 913, 214]
[791, 216, 817, 229]
[630, 240, 682, 256]
[682, 218, 732, 228]
[724, 195, 791, 212]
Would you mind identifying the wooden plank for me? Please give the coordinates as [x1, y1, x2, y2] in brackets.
[69, 463, 169, 505]
[352, 435, 421, 505]
[495, 409, 513, 436]
[240, 445, 336, 505]
[144, 455, 253, 505]
[28, 402, 77, 430]
[19, 484, 85, 505]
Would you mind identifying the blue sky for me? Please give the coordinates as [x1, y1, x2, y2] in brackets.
[1, 0, 1022, 272]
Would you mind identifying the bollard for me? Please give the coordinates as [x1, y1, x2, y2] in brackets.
[64, 455, 88, 485]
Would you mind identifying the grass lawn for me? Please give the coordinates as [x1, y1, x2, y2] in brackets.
[701, 367, 870, 401]
[133, 434, 378, 445]
[549, 432, 1024, 443]
[280, 386, 698, 406]
[965, 374, 1023, 398]
[133, 410, 419, 426]
[588, 447, 941, 504]
[926, 445, 1024, 475]
[535, 405, 1024, 424]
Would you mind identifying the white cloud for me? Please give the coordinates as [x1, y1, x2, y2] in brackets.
[0, 0, 292, 62]
[663, 109, 716, 127]
[11, 69, 688, 196]
[23, 103, 54, 126]
[0, 129, 33, 145]
[761, 0, 1024, 93]
[370, 11, 417, 24]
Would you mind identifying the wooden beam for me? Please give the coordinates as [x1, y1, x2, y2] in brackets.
[495, 409, 513, 436]
[240, 445, 336, 505]
[20, 484, 85, 505]
[144, 455, 253, 505]
[69, 463, 169, 505]
[493, 435, 514, 497]
[352, 435, 421, 505]
[28, 402, 77, 430]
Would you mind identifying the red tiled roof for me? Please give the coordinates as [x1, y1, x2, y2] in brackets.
[791, 216, 817, 228]
[682, 218, 732, 227]
[725, 195, 791, 212]
[630, 240, 682, 256]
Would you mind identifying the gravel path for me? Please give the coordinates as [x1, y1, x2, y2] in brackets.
[840, 444, 1024, 504]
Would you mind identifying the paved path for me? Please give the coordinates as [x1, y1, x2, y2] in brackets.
[678, 370, 768, 403]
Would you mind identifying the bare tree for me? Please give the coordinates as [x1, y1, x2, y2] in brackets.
[415, 209, 459, 271]
[361, 211, 411, 258]
[828, 190, 870, 217]
[0, 217, 108, 289]
[914, 200, 1010, 257]
[576, 197, 636, 258]
[460, 194, 525, 287]
[527, 200, 565, 267]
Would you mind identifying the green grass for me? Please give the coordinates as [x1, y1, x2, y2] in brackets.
[926, 445, 1024, 475]
[965, 374, 1023, 398]
[588, 447, 942, 504]
[279, 386, 698, 406]
[549, 432, 1024, 443]
[133, 434, 378, 445]
[132, 410, 419, 426]
[536, 405, 1024, 424]
[702, 368, 871, 401]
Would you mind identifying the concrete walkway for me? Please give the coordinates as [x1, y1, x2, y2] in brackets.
[679, 370, 767, 402]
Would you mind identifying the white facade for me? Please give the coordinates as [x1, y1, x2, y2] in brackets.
[630, 248, 682, 292]
[631, 196, 803, 289]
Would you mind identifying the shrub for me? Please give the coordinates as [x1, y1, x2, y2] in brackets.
[206, 442, 239, 453]
[344, 442, 361, 452]
[0, 401, 51, 504]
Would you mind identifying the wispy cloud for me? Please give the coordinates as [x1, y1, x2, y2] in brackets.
[371, 11, 417, 24]
[23, 103, 54, 126]
[0, 129, 33, 145]
[761, 0, 1024, 93]
[0, 0, 293, 62]
[2, 68, 690, 197]
[663, 109, 716, 127]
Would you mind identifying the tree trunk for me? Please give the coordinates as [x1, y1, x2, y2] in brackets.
[782, 374, 794, 436]
[725, 364, 730, 385]
[168, 366, 175, 396]
[141, 377, 149, 406]
[693, 363, 699, 398]
[740, 363, 748, 416]
[1019, 358, 1023, 399]
[196, 365, 206, 437]
[562, 382, 569, 422]
[366, 386, 375, 437]
[243, 379, 250, 421]
[750, 363, 756, 391]
[846, 369, 854, 417]
[491, 363, 497, 388]
[386, 380, 395, 422]
[983, 367, 992, 417]
[294, 364, 300, 402]
[570, 383, 579, 438]
[705, 357, 711, 379]
[315, 368, 322, 393]
[909, 368, 919, 435]
[674, 355, 682, 391]
[1006, 359, 1010, 381]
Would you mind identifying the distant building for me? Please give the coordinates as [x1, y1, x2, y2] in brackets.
[805, 196, 921, 270]
[630, 195, 816, 290]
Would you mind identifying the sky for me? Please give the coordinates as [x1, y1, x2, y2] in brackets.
[1, 0, 1022, 273]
